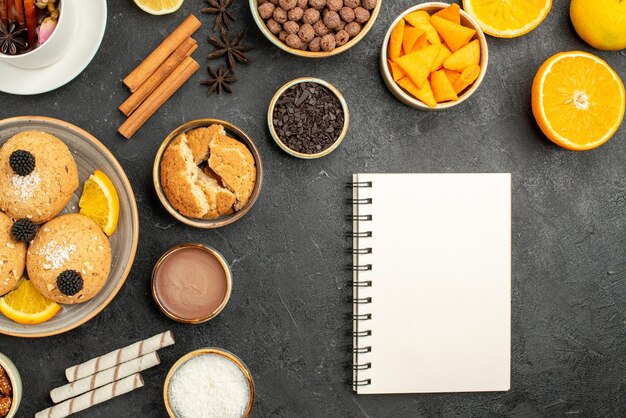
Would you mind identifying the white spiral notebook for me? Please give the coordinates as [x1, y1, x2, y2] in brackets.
[350, 173, 511, 394]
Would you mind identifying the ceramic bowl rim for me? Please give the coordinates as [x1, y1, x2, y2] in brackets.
[153, 119, 263, 229]
[0, 0, 67, 60]
[0, 352, 21, 418]
[380, 2, 489, 111]
[151, 243, 232, 324]
[163, 348, 255, 418]
[267, 77, 350, 159]
[0, 117, 139, 337]
[249, 0, 382, 58]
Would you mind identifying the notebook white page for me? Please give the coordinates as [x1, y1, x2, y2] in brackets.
[352, 173, 511, 394]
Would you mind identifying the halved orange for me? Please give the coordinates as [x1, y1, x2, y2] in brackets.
[531, 51, 625, 151]
[462, 0, 552, 38]
[0, 279, 61, 325]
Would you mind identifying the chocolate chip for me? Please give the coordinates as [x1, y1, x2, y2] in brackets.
[272, 82, 345, 155]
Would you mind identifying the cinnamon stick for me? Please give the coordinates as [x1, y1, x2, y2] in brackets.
[14, 0, 24, 26]
[118, 57, 200, 139]
[119, 38, 197, 117]
[123, 14, 201, 92]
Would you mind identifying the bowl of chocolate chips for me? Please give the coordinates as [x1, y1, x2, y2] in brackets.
[251, 0, 380, 57]
[268, 77, 349, 159]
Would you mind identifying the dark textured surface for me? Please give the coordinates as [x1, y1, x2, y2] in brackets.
[1, 0, 625, 417]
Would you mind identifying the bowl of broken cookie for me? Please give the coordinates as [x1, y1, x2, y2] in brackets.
[153, 119, 263, 229]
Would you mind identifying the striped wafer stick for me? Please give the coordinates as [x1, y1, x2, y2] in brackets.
[65, 331, 174, 382]
[51, 352, 160, 404]
[36, 373, 144, 418]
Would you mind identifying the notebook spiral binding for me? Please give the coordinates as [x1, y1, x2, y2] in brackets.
[347, 180, 373, 390]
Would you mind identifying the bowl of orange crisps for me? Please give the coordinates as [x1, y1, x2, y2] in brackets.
[381, 2, 488, 110]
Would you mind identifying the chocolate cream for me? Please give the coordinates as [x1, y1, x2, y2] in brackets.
[154, 247, 228, 321]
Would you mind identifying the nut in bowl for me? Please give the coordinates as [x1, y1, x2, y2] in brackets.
[153, 119, 263, 229]
[380, 2, 488, 110]
[0, 352, 23, 418]
[250, 0, 381, 57]
[268, 77, 349, 159]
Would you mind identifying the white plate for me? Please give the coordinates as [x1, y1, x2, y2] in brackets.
[0, 0, 107, 95]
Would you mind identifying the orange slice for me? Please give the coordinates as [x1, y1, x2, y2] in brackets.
[388, 19, 405, 59]
[433, 3, 461, 25]
[431, 70, 459, 102]
[453, 65, 481, 93]
[388, 59, 406, 82]
[531, 51, 625, 151]
[430, 15, 475, 52]
[0, 279, 61, 325]
[443, 39, 480, 71]
[394, 44, 442, 88]
[462, 0, 552, 38]
[79, 170, 120, 236]
[397, 77, 438, 108]
[133, 0, 184, 15]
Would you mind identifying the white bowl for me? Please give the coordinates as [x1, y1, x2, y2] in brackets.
[0, 352, 21, 418]
[380, 2, 489, 111]
[0, 0, 77, 69]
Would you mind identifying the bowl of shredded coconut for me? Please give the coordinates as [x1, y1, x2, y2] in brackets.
[164, 348, 255, 418]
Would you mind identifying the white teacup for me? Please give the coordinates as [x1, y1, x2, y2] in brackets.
[0, 0, 77, 69]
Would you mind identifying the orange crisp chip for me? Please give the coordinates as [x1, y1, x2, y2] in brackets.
[431, 43, 452, 71]
[443, 39, 480, 71]
[394, 44, 442, 88]
[430, 15, 476, 52]
[397, 77, 438, 108]
[411, 34, 430, 52]
[443, 69, 462, 84]
[431, 70, 459, 102]
[453, 64, 481, 93]
[404, 10, 430, 27]
[388, 19, 405, 59]
[405, 11, 441, 45]
[433, 3, 461, 25]
[388, 59, 407, 82]
[403, 26, 426, 54]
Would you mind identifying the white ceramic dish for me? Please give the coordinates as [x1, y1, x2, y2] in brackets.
[0, 0, 107, 95]
[0, 0, 77, 69]
[0, 117, 139, 338]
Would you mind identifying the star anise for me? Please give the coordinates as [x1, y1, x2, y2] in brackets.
[201, 64, 237, 95]
[208, 28, 252, 72]
[0, 20, 27, 55]
[201, 0, 235, 33]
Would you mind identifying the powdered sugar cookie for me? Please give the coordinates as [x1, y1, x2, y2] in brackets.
[27, 214, 111, 304]
[0, 130, 79, 224]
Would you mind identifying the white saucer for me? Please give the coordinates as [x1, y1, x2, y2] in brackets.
[0, 0, 107, 95]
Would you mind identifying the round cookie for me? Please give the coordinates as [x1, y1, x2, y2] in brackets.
[0, 130, 79, 224]
[0, 212, 27, 296]
[27, 214, 111, 304]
